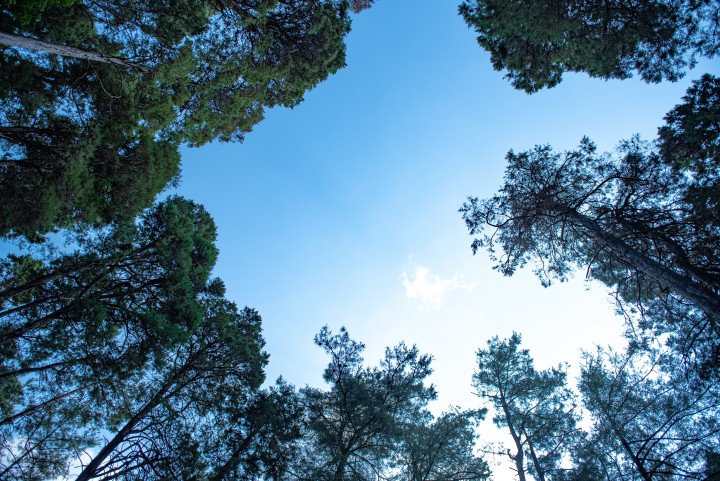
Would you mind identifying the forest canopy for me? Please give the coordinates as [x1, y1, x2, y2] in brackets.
[1, 1, 719, 480]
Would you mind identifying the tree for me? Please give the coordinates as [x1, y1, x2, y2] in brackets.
[0, 0, 351, 239]
[658, 73, 720, 236]
[579, 346, 720, 480]
[73, 297, 268, 481]
[290, 327, 437, 481]
[458, 0, 720, 92]
[350, 0, 375, 13]
[472, 334, 580, 481]
[460, 138, 720, 317]
[1, 0, 351, 145]
[0, 51, 181, 240]
[461, 78, 720, 362]
[0, 197, 220, 480]
[204, 379, 305, 481]
[392, 408, 490, 481]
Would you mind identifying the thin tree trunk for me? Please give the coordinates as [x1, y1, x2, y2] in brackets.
[0, 32, 149, 72]
[500, 396, 527, 481]
[0, 357, 89, 380]
[74, 356, 195, 481]
[0, 304, 73, 345]
[208, 429, 256, 481]
[332, 453, 348, 481]
[0, 384, 91, 426]
[567, 209, 720, 320]
[527, 441, 547, 481]
[607, 412, 653, 481]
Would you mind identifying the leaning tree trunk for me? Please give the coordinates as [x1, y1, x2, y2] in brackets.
[566, 209, 720, 321]
[73, 357, 194, 481]
[0, 32, 149, 72]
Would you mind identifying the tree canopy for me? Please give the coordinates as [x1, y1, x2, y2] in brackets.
[288, 327, 489, 481]
[579, 346, 720, 481]
[459, 0, 720, 92]
[0, 0, 351, 239]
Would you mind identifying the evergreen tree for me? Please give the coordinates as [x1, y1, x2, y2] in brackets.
[0, 0, 351, 239]
[290, 327, 437, 481]
[472, 334, 579, 481]
[392, 408, 490, 481]
[461, 76, 720, 370]
[0, 197, 219, 480]
[579, 346, 720, 480]
[73, 297, 268, 481]
[205, 379, 304, 481]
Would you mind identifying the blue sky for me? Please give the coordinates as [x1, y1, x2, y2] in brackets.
[171, 1, 719, 477]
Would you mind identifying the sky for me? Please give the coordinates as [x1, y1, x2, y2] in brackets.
[167, 1, 720, 478]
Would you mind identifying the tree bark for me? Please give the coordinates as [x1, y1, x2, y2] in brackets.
[0, 32, 149, 72]
[527, 441, 547, 481]
[566, 209, 720, 320]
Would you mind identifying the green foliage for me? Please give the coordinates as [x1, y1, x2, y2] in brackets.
[205, 379, 304, 481]
[0, 0, 79, 27]
[459, 0, 720, 92]
[658, 74, 720, 247]
[293, 327, 438, 481]
[473, 333, 579, 481]
[0, 197, 221, 480]
[0, 48, 181, 240]
[393, 409, 490, 481]
[74, 298, 269, 481]
[0, 0, 351, 239]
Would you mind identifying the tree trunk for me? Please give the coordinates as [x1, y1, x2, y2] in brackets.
[0, 384, 91, 426]
[500, 396, 527, 481]
[527, 441, 546, 481]
[595, 398, 653, 481]
[73, 359, 193, 481]
[567, 209, 720, 320]
[0, 32, 149, 72]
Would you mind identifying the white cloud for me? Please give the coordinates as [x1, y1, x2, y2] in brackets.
[401, 265, 475, 310]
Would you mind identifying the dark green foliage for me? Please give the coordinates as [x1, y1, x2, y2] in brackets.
[0, 0, 351, 239]
[393, 409, 490, 481]
[658, 74, 720, 251]
[0, 404, 94, 481]
[270, 328, 490, 481]
[459, 0, 720, 92]
[206, 379, 304, 481]
[0, 197, 220, 480]
[350, 0, 375, 13]
[292, 327, 438, 481]
[472, 333, 579, 481]
[0, 0, 79, 27]
[0, 195, 306, 481]
[74, 298, 268, 481]
[0, 36, 181, 240]
[706, 450, 720, 480]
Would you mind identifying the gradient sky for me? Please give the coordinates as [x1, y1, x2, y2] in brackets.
[167, 1, 718, 478]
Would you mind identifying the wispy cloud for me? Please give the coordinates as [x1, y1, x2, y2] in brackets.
[401, 265, 475, 310]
